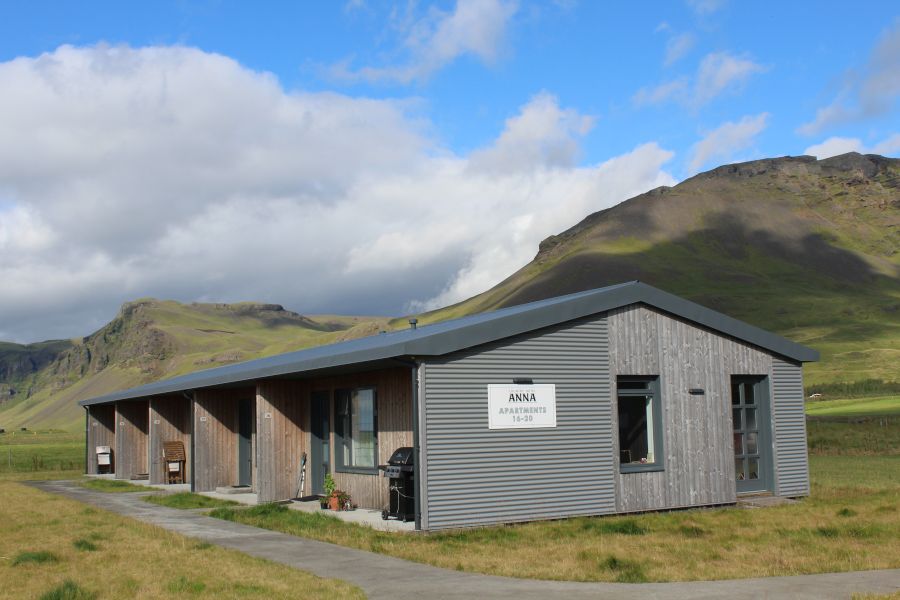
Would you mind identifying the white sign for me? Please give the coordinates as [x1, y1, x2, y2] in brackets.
[488, 384, 557, 430]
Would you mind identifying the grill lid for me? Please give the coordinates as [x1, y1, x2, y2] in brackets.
[388, 446, 413, 466]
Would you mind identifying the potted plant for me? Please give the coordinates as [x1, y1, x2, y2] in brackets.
[322, 473, 336, 509]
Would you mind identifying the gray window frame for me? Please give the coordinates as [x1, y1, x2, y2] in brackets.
[617, 376, 664, 474]
[334, 387, 379, 475]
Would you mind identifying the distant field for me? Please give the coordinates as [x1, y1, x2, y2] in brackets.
[806, 395, 900, 417]
[0, 430, 83, 473]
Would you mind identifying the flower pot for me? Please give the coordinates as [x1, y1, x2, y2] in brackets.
[328, 494, 341, 511]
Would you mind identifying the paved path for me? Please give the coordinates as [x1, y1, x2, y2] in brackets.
[31, 481, 900, 600]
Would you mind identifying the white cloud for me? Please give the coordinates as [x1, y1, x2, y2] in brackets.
[634, 51, 765, 108]
[0, 44, 676, 342]
[665, 32, 695, 66]
[687, 0, 726, 14]
[331, 0, 518, 84]
[873, 133, 900, 155]
[799, 18, 900, 135]
[413, 142, 677, 311]
[634, 78, 689, 106]
[689, 113, 769, 172]
[468, 91, 596, 173]
[804, 133, 900, 159]
[694, 52, 767, 106]
[802, 137, 863, 159]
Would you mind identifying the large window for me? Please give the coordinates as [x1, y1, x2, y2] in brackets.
[617, 376, 663, 473]
[335, 388, 377, 473]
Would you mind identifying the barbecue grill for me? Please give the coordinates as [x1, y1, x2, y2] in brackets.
[379, 446, 415, 522]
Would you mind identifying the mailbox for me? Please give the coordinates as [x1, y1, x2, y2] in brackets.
[96, 445, 112, 474]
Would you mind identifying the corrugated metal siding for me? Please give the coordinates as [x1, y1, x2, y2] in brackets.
[772, 358, 810, 496]
[421, 316, 613, 530]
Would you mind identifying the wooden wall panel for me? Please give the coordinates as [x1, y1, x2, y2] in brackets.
[148, 395, 191, 485]
[253, 367, 412, 509]
[114, 400, 149, 480]
[192, 388, 254, 492]
[321, 367, 412, 510]
[87, 404, 116, 475]
[256, 380, 309, 503]
[609, 305, 773, 513]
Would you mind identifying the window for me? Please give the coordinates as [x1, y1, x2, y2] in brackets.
[334, 388, 377, 473]
[617, 376, 663, 473]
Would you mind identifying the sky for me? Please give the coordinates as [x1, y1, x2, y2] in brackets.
[0, 0, 898, 343]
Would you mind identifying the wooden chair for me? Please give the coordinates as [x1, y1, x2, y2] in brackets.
[162, 441, 186, 484]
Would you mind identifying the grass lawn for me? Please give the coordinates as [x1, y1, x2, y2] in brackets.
[806, 395, 900, 417]
[0, 430, 83, 473]
[145, 492, 238, 509]
[79, 478, 149, 493]
[807, 415, 900, 456]
[209, 453, 900, 583]
[0, 478, 363, 599]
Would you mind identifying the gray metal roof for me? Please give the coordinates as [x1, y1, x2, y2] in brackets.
[79, 281, 818, 406]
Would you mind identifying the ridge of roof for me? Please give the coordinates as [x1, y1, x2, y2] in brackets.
[79, 281, 818, 406]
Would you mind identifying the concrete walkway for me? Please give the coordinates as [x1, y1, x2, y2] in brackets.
[31, 480, 900, 600]
[85, 474, 415, 532]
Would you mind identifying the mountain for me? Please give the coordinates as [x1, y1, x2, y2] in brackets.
[413, 153, 900, 387]
[0, 299, 385, 430]
[2, 152, 898, 431]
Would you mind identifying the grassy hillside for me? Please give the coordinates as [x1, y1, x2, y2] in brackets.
[0, 300, 385, 431]
[2, 152, 897, 431]
[413, 153, 900, 387]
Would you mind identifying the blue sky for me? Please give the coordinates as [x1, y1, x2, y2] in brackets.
[3, 1, 896, 173]
[0, 1, 898, 342]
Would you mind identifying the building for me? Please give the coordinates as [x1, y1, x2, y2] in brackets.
[80, 281, 817, 531]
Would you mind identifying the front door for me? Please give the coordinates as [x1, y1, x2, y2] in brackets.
[731, 376, 772, 494]
[310, 391, 330, 496]
[237, 398, 253, 487]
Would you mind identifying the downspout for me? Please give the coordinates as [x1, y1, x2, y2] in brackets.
[183, 390, 195, 492]
[411, 360, 422, 531]
[84, 406, 90, 475]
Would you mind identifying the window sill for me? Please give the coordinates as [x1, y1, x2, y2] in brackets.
[620, 464, 664, 474]
[334, 466, 380, 476]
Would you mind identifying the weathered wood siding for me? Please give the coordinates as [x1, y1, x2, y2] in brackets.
[87, 404, 116, 474]
[609, 305, 773, 512]
[315, 368, 412, 510]
[114, 400, 149, 480]
[256, 380, 308, 503]
[148, 395, 191, 484]
[192, 388, 254, 492]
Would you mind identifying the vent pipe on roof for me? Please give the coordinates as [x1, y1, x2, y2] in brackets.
[409, 318, 418, 330]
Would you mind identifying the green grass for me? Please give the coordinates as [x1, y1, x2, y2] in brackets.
[806, 395, 900, 417]
[209, 454, 900, 582]
[0, 430, 84, 473]
[72, 539, 98, 552]
[1, 480, 365, 599]
[12, 550, 59, 566]
[808, 455, 900, 489]
[38, 580, 96, 600]
[78, 478, 147, 493]
[145, 492, 238, 509]
[807, 416, 900, 456]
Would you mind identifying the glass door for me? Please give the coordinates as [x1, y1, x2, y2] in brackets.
[731, 377, 771, 494]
